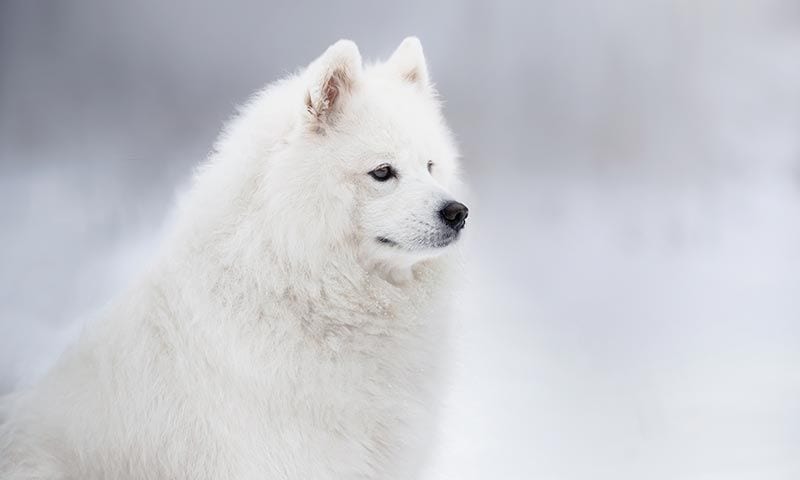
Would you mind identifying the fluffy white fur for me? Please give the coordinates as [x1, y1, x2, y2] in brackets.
[0, 37, 466, 479]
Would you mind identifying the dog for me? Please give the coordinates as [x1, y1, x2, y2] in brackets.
[0, 37, 467, 479]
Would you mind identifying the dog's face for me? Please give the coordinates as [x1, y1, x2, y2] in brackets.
[296, 38, 467, 274]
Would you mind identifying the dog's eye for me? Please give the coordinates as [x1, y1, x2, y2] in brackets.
[427, 160, 434, 173]
[369, 164, 395, 182]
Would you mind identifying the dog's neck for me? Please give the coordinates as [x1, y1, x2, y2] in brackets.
[154, 209, 452, 329]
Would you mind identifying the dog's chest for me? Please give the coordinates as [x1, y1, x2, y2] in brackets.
[209, 312, 440, 478]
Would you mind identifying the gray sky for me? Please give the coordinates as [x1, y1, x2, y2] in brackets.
[2, 1, 800, 478]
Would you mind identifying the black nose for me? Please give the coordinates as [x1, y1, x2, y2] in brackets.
[439, 201, 469, 231]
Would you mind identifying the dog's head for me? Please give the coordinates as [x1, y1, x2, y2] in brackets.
[306, 39, 466, 268]
[264, 38, 466, 281]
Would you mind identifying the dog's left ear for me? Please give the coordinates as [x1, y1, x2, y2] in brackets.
[387, 37, 431, 91]
[305, 39, 362, 128]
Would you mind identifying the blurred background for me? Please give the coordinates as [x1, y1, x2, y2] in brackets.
[2, 1, 800, 478]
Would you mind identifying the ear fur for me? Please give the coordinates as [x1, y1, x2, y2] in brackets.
[386, 37, 430, 90]
[305, 40, 362, 128]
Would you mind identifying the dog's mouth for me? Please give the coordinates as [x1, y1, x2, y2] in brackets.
[375, 233, 458, 251]
[376, 236, 399, 247]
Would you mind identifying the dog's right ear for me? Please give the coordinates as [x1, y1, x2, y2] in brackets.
[304, 40, 362, 130]
[386, 37, 431, 92]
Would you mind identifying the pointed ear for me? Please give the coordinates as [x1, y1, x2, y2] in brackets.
[305, 40, 362, 128]
[387, 37, 430, 90]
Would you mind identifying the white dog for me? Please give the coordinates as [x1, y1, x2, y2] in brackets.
[0, 37, 467, 479]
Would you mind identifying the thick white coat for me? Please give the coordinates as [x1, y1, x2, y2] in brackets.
[0, 38, 465, 479]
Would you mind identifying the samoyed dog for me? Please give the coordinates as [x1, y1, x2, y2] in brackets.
[0, 37, 467, 479]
